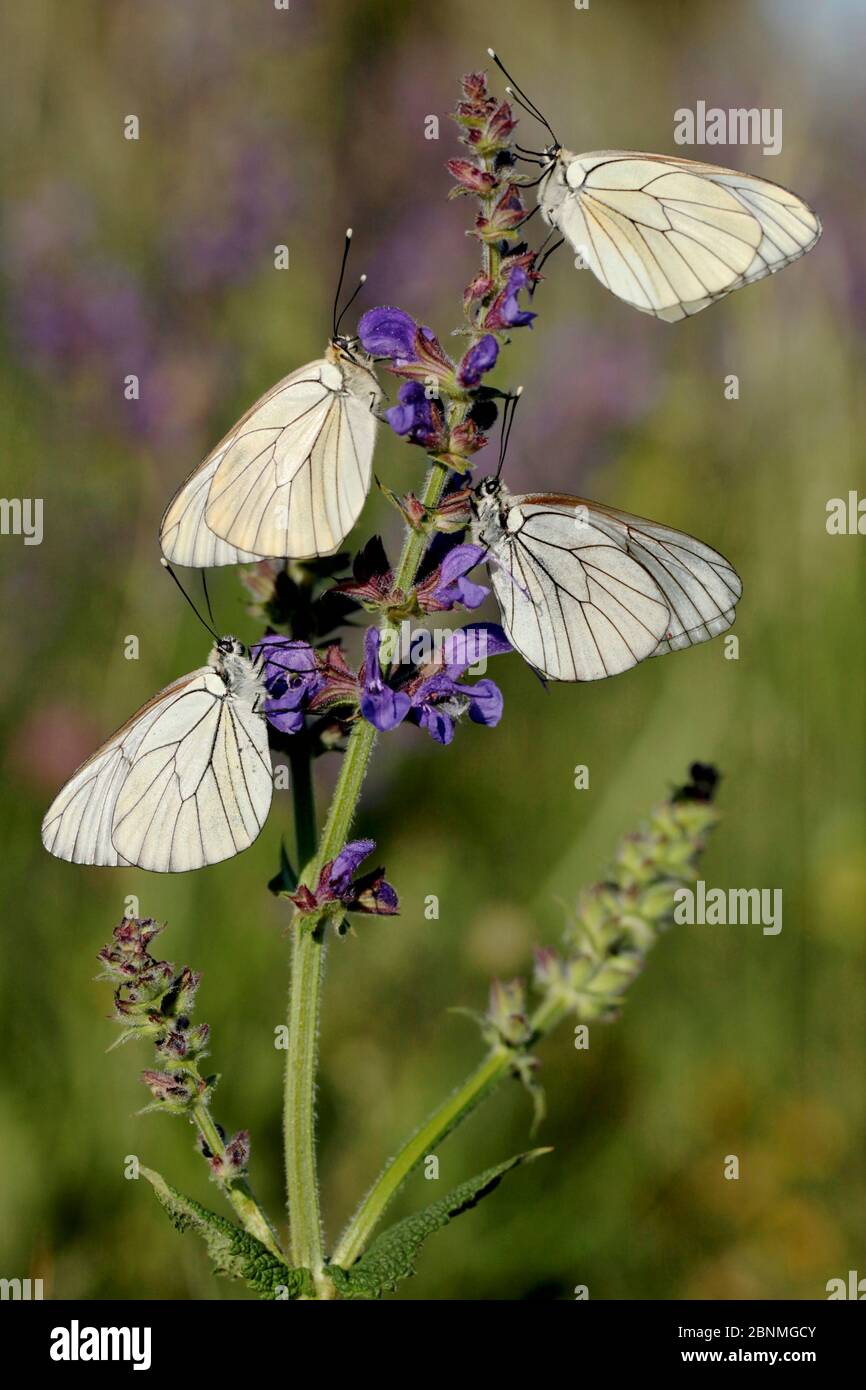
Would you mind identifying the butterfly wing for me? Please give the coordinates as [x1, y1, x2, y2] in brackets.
[42, 670, 273, 871]
[582, 498, 743, 652]
[478, 493, 742, 681]
[160, 447, 262, 568]
[541, 150, 821, 321]
[480, 499, 671, 681]
[160, 357, 378, 565]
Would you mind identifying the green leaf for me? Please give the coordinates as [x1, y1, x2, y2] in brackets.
[140, 1167, 312, 1299]
[268, 839, 298, 896]
[330, 1148, 550, 1299]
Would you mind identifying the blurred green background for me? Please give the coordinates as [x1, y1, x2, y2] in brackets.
[1, 0, 864, 1300]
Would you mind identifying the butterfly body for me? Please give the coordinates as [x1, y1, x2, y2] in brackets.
[41, 637, 273, 872]
[471, 477, 742, 682]
[537, 147, 821, 321]
[160, 339, 381, 567]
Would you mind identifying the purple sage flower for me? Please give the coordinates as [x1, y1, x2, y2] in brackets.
[485, 265, 537, 330]
[405, 622, 512, 745]
[251, 635, 323, 734]
[458, 334, 499, 387]
[290, 838, 399, 917]
[385, 381, 442, 446]
[358, 306, 419, 361]
[360, 627, 411, 732]
[422, 543, 489, 612]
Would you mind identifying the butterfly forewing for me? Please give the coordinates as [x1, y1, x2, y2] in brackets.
[159, 351, 380, 566]
[541, 150, 821, 321]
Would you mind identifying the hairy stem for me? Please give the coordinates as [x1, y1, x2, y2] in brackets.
[282, 463, 450, 1293]
[284, 734, 328, 1285]
[191, 1097, 285, 1261]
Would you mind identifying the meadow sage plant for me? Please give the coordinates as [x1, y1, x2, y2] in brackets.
[97, 71, 730, 1300]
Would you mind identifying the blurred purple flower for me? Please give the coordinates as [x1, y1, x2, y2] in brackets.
[163, 139, 295, 294]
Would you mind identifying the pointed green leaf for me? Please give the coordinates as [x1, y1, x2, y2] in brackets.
[140, 1166, 312, 1299]
[330, 1148, 550, 1299]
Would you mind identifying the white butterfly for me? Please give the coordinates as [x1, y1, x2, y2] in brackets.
[160, 337, 381, 567]
[538, 148, 821, 322]
[41, 638, 273, 872]
[470, 477, 742, 682]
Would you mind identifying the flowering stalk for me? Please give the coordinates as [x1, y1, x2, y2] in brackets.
[97, 918, 283, 1261]
[333, 770, 720, 1269]
[277, 71, 535, 1296]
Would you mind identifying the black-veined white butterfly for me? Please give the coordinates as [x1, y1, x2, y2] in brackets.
[490, 51, 821, 322]
[470, 476, 742, 682]
[41, 637, 273, 872]
[160, 231, 381, 567]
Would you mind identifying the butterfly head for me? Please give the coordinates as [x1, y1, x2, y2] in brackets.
[474, 476, 503, 503]
[470, 476, 510, 543]
[212, 636, 267, 702]
[329, 334, 360, 363]
[216, 635, 245, 659]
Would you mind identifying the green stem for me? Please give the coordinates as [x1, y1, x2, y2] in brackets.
[191, 1098, 285, 1261]
[284, 732, 328, 1286]
[390, 460, 451, 605]
[282, 464, 450, 1293]
[332, 993, 571, 1269]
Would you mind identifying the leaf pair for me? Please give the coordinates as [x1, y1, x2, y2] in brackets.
[143, 1148, 549, 1299]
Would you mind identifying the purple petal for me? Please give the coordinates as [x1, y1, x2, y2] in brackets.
[358, 306, 418, 360]
[360, 684, 411, 731]
[363, 625, 382, 684]
[361, 629, 411, 730]
[439, 542, 486, 584]
[415, 703, 456, 744]
[442, 622, 512, 676]
[252, 636, 318, 688]
[458, 334, 499, 387]
[450, 576, 489, 610]
[328, 838, 375, 897]
[461, 677, 504, 727]
[264, 701, 307, 735]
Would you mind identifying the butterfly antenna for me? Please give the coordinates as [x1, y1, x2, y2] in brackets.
[161, 558, 219, 640]
[496, 386, 523, 479]
[534, 235, 565, 280]
[201, 569, 217, 630]
[332, 228, 354, 338]
[334, 272, 368, 338]
[487, 49, 558, 145]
